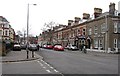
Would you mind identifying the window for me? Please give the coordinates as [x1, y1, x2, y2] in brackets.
[114, 39, 117, 48]
[5, 30, 8, 36]
[77, 29, 80, 35]
[101, 23, 106, 33]
[118, 23, 120, 33]
[94, 39, 98, 48]
[9, 30, 11, 36]
[83, 29, 86, 35]
[94, 26, 98, 34]
[118, 40, 120, 49]
[4, 24, 9, 28]
[88, 28, 92, 35]
[114, 22, 118, 33]
[99, 40, 102, 49]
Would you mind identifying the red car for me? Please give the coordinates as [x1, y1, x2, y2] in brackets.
[46, 44, 53, 49]
[53, 45, 64, 51]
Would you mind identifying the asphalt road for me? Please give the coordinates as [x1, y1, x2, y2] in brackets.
[2, 58, 61, 75]
[36, 48, 118, 74]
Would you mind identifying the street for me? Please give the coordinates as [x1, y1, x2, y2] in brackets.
[2, 48, 118, 75]
[36, 48, 118, 74]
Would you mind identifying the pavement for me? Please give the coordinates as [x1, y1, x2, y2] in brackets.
[0, 50, 43, 63]
[0, 48, 118, 63]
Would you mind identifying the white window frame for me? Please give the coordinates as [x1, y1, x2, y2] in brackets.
[101, 23, 106, 33]
[114, 39, 117, 48]
[83, 29, 86, 35]
[94, 39, 98, 48]
[94, 26, 98, 34]
[114, 22, 118, 33]
[88, 28, 92, 35]
[98, 40, 102, 49]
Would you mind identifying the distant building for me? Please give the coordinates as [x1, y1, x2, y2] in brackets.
[0, 16, 15, 56]
[0, 16, 15, 43]
[29, 36, 38, 44]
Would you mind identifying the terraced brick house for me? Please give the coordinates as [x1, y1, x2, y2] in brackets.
[40, 2, 120, 52]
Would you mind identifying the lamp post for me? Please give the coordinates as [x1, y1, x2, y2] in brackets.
[26, 3, 37, 59]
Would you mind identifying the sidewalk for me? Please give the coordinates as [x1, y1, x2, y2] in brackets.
[0, 50, 43, 63]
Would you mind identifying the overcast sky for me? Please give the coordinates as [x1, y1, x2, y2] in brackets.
[0, 0, 119, 36]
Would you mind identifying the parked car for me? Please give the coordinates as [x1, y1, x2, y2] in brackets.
[28, 44, 38, 51]
[67, 44, 79, 51]
[21, 44, 27, 50]
[43, 44, 47, 48]
[13, 43, 21, 51]
[53, 44, 64, 51]
[46, 44, 53, 49]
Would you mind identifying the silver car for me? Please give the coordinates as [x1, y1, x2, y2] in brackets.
[67, 44, 79, 51]
[28, 44, 38, 51]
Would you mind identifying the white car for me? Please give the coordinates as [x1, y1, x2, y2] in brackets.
[13, 44, 21, 51]
[67, 44, 79, 51]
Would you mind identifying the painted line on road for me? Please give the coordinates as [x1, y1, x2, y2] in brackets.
[54, 69, 59, 72]
[46, 70, 52, 73]
[38, 58, 63, 74]
[37, 61, 43, 66]
[50, 66, 54, 69]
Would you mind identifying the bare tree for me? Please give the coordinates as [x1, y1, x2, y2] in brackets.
[17, 30, 23, 37]
[41, 21, 58, 44]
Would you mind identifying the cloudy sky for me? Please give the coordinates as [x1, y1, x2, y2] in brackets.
[0, 0, 119, 36]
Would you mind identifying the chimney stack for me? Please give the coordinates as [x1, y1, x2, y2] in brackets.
[74, 17, 81, 25]
[68, 20, 74, 26]
[94, 8, 102, 18]
[83, 13, 90, 19]
[109, 3, 115, 15]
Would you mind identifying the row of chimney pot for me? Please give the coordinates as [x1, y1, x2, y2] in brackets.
[68, 3, 116, 26]
[42, 2, 116, 33]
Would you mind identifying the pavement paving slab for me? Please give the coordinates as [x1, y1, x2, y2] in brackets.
[0, 50, 43, 62]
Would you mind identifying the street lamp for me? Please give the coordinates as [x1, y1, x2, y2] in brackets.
[26, 3, 37, 59]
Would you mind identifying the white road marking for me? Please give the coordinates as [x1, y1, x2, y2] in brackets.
[37, 59, 61, 74]
[45, 62, 48, 64]
[50, 67, 54, 69]
[54, 69, 59, 72]
[37, 61, 43, 66]
[43, 67, 46, 69]
[46, 70, 52, 73]
[46, 64, 50, 67]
